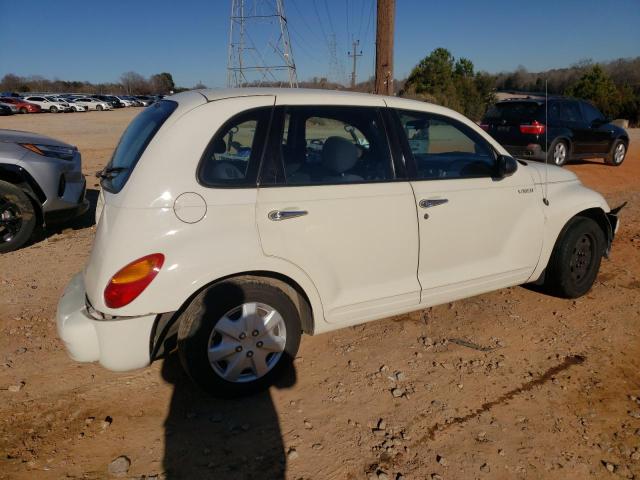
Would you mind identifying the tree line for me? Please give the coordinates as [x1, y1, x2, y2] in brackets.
[2, 53, 638, 124]
[0, 71, 177, 96]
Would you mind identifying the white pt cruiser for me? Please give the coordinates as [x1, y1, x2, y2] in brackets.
[57, 89, 622, 396]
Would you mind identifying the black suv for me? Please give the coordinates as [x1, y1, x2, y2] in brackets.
[481, 97, 629, 166]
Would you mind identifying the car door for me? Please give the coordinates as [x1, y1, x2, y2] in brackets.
[579, 101, 613, 154]
[389, 106, 545, 305]
[256, 101, 421, 326]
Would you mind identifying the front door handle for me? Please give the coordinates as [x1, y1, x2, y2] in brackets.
[419, 198, 448, 209]
[268, 210, 308, 221]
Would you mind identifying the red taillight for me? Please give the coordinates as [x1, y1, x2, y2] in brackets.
[104, 253, 164, 308]
[479, 124, 489, 131]
[519, 120, 545, 135]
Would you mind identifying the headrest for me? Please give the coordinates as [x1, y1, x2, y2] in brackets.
[213, 137, 226, 154]
[321, 136, 358, 174]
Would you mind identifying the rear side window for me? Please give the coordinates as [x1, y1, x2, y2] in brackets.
[198, 107, 271, 187]
[101, 100, 177, 193]
[484, 102, 542, 123]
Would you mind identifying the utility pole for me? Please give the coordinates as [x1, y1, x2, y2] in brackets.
[348, 39, 363, 89]
[374, 0, 395, 95]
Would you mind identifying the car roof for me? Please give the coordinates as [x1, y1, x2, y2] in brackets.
[190, 87, 392, 104]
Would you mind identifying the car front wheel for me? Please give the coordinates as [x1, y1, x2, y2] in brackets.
[544, 216, 605, 298]
[606, 140, 627, 166]
[96, 105, 103, 111]
[0, 180, 37, 253]
[49, 106, 58, 113]
[177, 279, 301, 397]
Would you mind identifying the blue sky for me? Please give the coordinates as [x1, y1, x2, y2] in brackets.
[1, 0, 639, 87]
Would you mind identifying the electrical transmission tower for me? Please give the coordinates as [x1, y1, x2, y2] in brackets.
[227, 0, 298, 88]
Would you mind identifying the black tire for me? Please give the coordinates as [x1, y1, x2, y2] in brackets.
[547, 139, 569, 167]
[606, 139, 627, 166]
[19, 107, 28, 114]
[177, 279, 301, 397]
[49, 106, 58, 113]
[544, 216, 605, 298]
[0, 180, 37, 253]
[96, 105, 103, 111]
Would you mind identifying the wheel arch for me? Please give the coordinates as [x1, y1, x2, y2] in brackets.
[150, 270, 317, 362]
[575, 207, 613, 256]
[0, 164, 45, 226]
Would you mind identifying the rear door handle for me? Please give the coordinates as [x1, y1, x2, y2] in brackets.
[419, 198, 448, 209]
[268, 210, 308, 221]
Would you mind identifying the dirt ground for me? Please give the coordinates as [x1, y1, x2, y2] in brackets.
[1, 109, 639, 480]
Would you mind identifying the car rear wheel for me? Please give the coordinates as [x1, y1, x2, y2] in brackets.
[0, 181, 37, 254]
[96, 105, 103, 111]
[548, 139, 569, 166]
[49, 106, 58, 113]
[544, 216, 605, 298]
[177, 279, 301, 397]
[606, 140, 627, 166]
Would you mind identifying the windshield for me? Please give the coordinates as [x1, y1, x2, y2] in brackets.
[101, 100, 177, 193]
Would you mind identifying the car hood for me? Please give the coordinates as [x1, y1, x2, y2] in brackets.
[524, 161, 578, 184]
[0, 129, 75, 148]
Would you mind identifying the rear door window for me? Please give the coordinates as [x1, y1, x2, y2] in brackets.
[101, 100, 177, 193]
[263, 106, 395, 186]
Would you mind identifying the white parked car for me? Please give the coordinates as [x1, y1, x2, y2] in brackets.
[114, 95, 134, 107]
[57, 89, 623, 396]
[72, 97, 112, 111]
[22, 96, 70, 113]
[65, 99, 87, 112]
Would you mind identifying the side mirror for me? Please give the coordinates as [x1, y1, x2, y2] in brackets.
[496, 155, 518, 178]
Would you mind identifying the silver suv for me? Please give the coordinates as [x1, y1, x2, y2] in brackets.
[0, 129, 89, 252]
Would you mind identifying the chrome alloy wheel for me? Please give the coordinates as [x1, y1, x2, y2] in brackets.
[614, 142, 626, 164]
[553, 142, 567, 165]
[207, 302, 287, 383]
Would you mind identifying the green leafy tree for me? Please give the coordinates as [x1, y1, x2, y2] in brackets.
[150, 72, 176, 94]
[566, 65, 620, 117]
[401, 48, 495, 120]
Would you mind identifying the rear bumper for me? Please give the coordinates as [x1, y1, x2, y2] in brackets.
[56, 273, 157, 371]
[504, 144, 546, 161]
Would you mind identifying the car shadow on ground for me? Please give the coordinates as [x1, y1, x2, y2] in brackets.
[161, 354, 296, 479]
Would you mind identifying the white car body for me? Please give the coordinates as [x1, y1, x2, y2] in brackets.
[66, 101, 87, 112]
[114, 96, 134, 107]
[22, 96, 69, 113]
[57, 89, 619, 375]
[72, 97, 112, 111]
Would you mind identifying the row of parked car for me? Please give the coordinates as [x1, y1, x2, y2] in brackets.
[0, 93, 163, 115]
